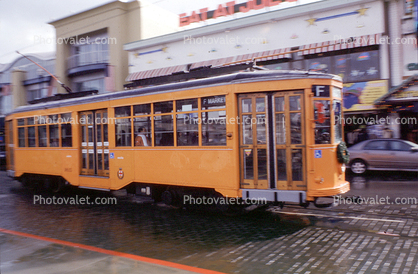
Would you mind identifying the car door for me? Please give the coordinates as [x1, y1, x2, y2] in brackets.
[362, 140, 391, 169]
[388, 140, 416, 169]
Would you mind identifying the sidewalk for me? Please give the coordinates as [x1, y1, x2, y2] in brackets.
[0, 229, 223, 274]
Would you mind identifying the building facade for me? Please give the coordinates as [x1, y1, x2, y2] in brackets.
[49, 0, 179, 95]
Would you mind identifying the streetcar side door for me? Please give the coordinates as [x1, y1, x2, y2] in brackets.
[238, 91, 306, 191]
[80, 110, 109, 176]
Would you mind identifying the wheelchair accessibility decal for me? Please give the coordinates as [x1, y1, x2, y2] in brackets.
[314, 150, 322, 158]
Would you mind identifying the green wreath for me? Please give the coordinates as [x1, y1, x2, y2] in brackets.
[337, 142, 350, 164]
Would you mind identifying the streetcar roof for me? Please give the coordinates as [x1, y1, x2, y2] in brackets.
[9, 70, 341, 115]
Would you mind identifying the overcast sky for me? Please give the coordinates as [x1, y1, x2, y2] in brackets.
[0, 0, 220, 64]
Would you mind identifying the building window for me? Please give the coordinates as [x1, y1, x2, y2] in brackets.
[306, 56, 331, 73]
[76, 78, 104, 93]
[61, 113, 72, 147]
[348, 51, 379, 82]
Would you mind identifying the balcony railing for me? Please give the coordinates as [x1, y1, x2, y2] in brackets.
[67, 51, 109, 70]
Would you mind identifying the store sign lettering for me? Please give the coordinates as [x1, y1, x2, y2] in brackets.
[179, 0, 297, 27]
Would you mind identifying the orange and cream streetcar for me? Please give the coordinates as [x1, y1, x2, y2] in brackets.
[5, 65, 349, 209]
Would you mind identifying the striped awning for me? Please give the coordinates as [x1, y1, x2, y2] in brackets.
[190, 57, 235, 70]
[127, 47, 292, 82]
[235, 48, 291, 63]
[299, 33, 381, 55]
[126, 65, 185, 82]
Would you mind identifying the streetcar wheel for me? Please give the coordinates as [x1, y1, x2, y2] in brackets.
[49, 179, 65, 193]
[350, 159, 367, 174]
[161, 190, 174, 205]
[161, 189, 180, 206]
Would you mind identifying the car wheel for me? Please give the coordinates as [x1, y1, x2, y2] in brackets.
[350, 159, 367, 174]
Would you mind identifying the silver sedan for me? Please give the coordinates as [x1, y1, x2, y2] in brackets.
[348, 139, 418, 174]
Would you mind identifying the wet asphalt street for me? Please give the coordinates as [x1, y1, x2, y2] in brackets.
[1, 171, 418, 273]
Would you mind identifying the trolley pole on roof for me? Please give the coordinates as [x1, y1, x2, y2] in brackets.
[16, 51, 73, 93]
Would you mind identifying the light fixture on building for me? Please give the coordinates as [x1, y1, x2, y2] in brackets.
[357, 24, 364, 28]
[261, 39, 268, 44]
[291, 34, 298, 39]
[322, 29, 330, 34]
[147, 60, 153, 64]
[210, 49, 217, 53]
[166, 57, 172, 60]
[188, 53, 194, 57]
[235, 45, 242, 49]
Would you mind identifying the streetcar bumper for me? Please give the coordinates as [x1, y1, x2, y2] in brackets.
[241, 189, 307, 203]
[307, 180, 350, 198]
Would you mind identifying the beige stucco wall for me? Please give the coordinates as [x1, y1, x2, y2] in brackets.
[11, 70, 27, 108]
[49, 0, 178, 93]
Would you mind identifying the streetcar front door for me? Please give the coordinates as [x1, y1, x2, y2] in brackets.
[80, 110, 109, 177]
[239, 92, 306, 191]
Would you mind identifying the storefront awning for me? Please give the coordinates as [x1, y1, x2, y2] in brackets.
[300, 33, 381, 55]
[126, 47, 292, 82]
[126, 65, 185, 82]
[375, 74, 418, 106]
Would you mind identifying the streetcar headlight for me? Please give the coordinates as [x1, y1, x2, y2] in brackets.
[341, 164, 346, 173]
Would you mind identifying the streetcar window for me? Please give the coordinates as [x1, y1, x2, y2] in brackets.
[18, 128, 26, 147]
[333, 87, 342, 99]
[134, 117, 152, 146]
[49, 114, 58, 123]
[115, 118, 131, 146]
[201, 95, 225, 110]
[49, 124, 59, 147]
[314, 100, 331, 144]
[28, 126, 36, 147]
[61, 113, 72, 122]
[241, 99, 252, 113]
[61, 124, 72, 147]
[290, 113, 302, 144]
[176, 99, 198, 112]
[154, 101, 173, 114]
[38, 126, 47, 147]
[242, 114, 253, 145]
[133, 104, 151, 116]
[154, 115, 174, 146]
[37, 116, 47, 125]
[17, 119, 25, 126]
[275, 97, 285, 112]
[177, 113, 198, 146]
[275, 113, 286, 144]
[27, 117, 35, 125]
[289, 96, 301, 111]
[115, 106, 131, 117]
[201, 111, 226, 146]
[333, 100, 343, 143]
